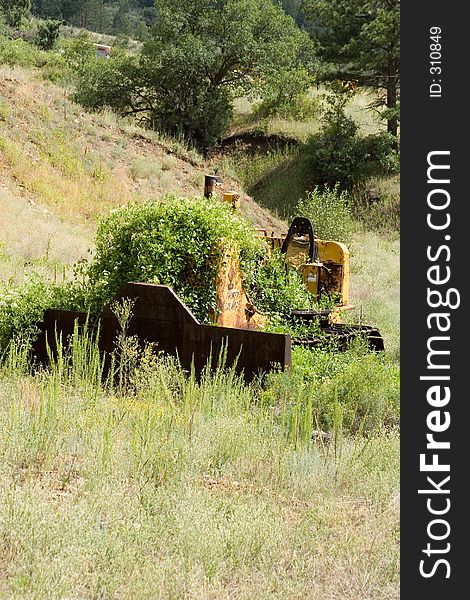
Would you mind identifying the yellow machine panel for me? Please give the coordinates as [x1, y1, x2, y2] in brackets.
[257, 220, 351, 309]
[212, 242, 267, 330]
[316, 240, 350, 307]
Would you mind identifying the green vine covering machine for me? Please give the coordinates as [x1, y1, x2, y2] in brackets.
[33, 182, 383, 380]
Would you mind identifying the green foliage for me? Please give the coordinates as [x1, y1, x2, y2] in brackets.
[35, 17, 61, 50]
[296, 184, 354, 244]
[0, 36, 66, 80]
[61, 31, 96, 73]
[0, 198, 325, 349]
[31, 0, 153, 40]
[315, 347, 400, 433]
[0, 0, 31, 27]
[301, 0, 400, 135]
[280, 0, 304, 26]
[73, 0, 313, 150]
[262, 341, 400, 436]
[0, 10, 9, 35]
[75, 197, 329, 325]
[0, 275, 51, 350]
[350, 177, 400, 235]
[253, 68, 319, 121]
[306, 92, 399, 187]
[0, 36, 42, 67]
[72, 196, 267, 321]
[244, 250, 312, 322]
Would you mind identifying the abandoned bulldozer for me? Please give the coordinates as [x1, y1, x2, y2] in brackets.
[33, 189, 384, 382]
[212, 212, 384, 352]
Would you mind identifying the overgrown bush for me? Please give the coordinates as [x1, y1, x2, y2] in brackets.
[296, 184, 354, 245]
[77, 196, 320, 322]
[244, 249, 312, 321]
[0, 0, 30, 27]
[262, 342, 400, 436]
[0, 36, 65, 79]
[253, 68, 319, 121]
[0, 275, 51, 350]
[61, 32, 96, 74]
[75, 197, 266, 320]
[306, 92, 399, 188]
[35, 18, 61, 50]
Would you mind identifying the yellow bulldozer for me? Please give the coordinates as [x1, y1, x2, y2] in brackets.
[33, 185, 384, 383]
[210, 188, 384, 352]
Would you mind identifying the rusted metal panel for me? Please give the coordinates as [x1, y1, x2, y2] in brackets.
[32, 283, 291, 381]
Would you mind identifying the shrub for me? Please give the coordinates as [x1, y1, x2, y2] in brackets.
[77, 196, 321, 323]
[0, 36, 65, 76]
[0, 275, 51, 350]
[253, 69, 319, 122]
[315, 349, 400, 434]
[296, 184, 354, 245]
[61, 32, 96, 74]
[71, 196, 268, 321]
[35, 19, 61, 51]
[0, 12, 8, 37]
[244, 249, 312, 321]
[349, 177, 400, 235]
[262, 342, 400, 436]
[0, 0, 30, 28]
[306, 92, 399, 188]
[0, 37, 39, 67]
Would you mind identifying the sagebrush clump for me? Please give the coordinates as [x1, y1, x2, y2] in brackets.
[296, 184, 354, 245]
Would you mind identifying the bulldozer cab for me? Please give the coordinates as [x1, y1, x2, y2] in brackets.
[281, 217, 317, 269]
[277, 217, 351, 309]
[281, 218, 322, 301]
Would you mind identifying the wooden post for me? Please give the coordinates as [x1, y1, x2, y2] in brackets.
[204, 175, 222, 198]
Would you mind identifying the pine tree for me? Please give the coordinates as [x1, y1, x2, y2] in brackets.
[302, 0, 400, 136]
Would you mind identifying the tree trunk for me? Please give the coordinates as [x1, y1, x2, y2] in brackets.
[387, 58, 399, 139]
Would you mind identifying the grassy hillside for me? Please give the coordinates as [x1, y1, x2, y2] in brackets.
[0, 66, 284, 231]
[210, 90, 399, 224]
[0, 61, 400, 599]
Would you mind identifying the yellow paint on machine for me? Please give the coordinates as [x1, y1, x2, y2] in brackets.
[212, 242, 267, 330]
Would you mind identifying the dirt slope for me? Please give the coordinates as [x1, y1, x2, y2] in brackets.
[0, 67, 285, 243]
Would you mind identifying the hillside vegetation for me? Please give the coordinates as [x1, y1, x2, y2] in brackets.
[0, 66, 283, 230]
[0, 10, 400, 598]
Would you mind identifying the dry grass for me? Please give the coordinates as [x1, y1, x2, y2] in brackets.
[0, 176, 93, 283]
[0, 67, 284, 233]
[231, 87, 383, 143]
[0, 346, 399, 599]
[349, 231, 400, 359]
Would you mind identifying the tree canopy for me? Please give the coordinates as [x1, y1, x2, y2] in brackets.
[301, 0, 400, 136]
[29, 1, 305, 42]
[75, 0, 313, 150]
[30, 1, 155, 39]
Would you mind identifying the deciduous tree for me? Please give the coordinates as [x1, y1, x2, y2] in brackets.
[76, 0, 313, 150]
